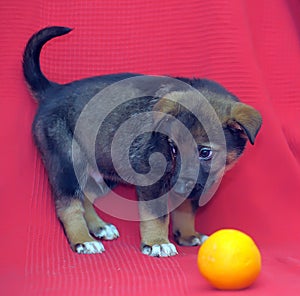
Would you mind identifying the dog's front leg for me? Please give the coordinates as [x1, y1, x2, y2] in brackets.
[139, 205, 178, 257]
[137, 187, 178, 257]
[171, 199, 208, 246]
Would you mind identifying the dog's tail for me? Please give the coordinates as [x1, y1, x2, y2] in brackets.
[23, 26, 72, 99]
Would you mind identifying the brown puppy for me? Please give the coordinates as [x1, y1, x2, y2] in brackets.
[23, 26, 262, 256]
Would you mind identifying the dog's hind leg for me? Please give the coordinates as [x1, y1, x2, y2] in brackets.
[51, 160, 105, 254]
[83, 191, 119, 241]
[82, 169, 119, 240]
[33, 119, 105, 254]
[56, 199, 105, 254]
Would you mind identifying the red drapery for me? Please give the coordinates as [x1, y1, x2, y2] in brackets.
[1, 0, 300, 295]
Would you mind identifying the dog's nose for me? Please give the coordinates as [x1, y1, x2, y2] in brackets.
[173, 178, 195, 195]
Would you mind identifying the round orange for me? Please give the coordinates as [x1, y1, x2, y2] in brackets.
[197, 229, 261, 290]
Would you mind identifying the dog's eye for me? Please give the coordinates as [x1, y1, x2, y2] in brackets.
[199, 147, 213, 160]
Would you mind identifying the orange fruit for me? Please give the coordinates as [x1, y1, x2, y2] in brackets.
[197, 229, 261, 290]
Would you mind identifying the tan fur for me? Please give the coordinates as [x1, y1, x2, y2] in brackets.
[56, 199, 96, 249]
[83, 197, 107, 235]
[226, 150, 239, 166]
[230, 103, 262, 144]
[171, 199, 204, 245]
[139, 204, 170, 246]
[171, 199, 195, 236]
[153, 97, 181, 116]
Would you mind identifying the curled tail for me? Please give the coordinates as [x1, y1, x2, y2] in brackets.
[23, 26, 72, 99]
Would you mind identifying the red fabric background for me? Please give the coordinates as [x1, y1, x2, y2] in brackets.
[1, 0, 300, 295]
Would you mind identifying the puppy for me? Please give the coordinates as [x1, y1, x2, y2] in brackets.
[23, 26, 262, 256]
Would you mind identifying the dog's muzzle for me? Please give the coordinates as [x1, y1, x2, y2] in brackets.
[173, 178, 195, 195]
[168, 139, 198, 196]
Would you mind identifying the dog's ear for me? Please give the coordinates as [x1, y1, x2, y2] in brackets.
[153, 97, 181, 115]
[152, 98, 181, 130]
[227, 103, 262, 145]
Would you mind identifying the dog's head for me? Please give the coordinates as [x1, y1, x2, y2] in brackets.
[153, 87, 262, 200]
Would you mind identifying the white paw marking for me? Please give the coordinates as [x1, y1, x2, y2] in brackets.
[93, 224, 120, 240]
[75, 241, 105, 254]
[200, 235, 209, 244]
[142, 243, 178, 257]
[191, 235, 209, 246]
[190, 237, 202, 246]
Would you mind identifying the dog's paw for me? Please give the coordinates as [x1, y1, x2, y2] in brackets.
[93, 224, 120, 240]
[174, 231, 209, 246]
[187, 234, 208, 246]
[142, 243, 178, 257]
[74, 241, 105, 254]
